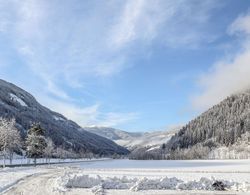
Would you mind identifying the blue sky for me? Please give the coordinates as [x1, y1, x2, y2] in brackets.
[1, 0, 250, 132]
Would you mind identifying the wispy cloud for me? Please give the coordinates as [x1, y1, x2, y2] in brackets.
[3, 0, 221, 87]
[192, 11, 250, 111]
[109, 0, 165, 49]
[229, 12, 250, 36]
[0, 0, 224, 127]
[38, 96, 138, 127]
[109, 0, 220, 49]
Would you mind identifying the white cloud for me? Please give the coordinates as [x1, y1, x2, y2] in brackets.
[109, 0, 167, 49]
[110, 0, 145, 48]
[109, 0, 219, 50]
[228, 13, 250, 36]
[1, 0, 221, 86]
[38, 96, 138, 128]
[46, 80, 71, 100]
[192, 12, 250, 111]
[93, 112, 139, 127]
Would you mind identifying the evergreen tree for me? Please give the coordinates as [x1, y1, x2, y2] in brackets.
[26, 124, 47, 166]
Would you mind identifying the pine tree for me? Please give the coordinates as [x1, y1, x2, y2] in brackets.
[26, 124, 47, 166]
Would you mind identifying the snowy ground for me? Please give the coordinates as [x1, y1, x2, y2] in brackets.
[0, 166, 48, 193]
[1, 159, 250, 195]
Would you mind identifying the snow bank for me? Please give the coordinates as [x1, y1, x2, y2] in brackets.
[58, 173, 250, 193]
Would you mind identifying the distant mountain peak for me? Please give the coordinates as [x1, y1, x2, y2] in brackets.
[85, 126, 178, 151]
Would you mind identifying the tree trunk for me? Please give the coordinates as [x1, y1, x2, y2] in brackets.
[9, 152, 13, 165]
[3, 147, 6, 168]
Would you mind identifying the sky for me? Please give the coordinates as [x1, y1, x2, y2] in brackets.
[1, 0, 250, 132]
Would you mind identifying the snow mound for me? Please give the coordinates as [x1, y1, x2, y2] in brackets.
[58, 173, 250, 193]
[9, 93, 27, 107]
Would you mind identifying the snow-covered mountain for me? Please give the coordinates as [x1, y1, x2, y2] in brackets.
[84, 127, 143, 141]
[85, 126, 179, 150]
[0, 79, 129, 156]
[167, 91, 250, 159]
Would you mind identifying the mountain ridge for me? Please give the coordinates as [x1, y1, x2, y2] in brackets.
[85, 126, 179, 150]
[0, 79, 129, 156]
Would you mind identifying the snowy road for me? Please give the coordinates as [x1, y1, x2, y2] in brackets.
[3, 169, 62, 195]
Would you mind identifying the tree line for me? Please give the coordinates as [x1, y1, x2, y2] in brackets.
[0, 117, 96, 167]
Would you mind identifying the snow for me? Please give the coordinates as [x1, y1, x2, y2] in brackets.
[0, 159, 110, 194]
[53, 115, 65, 121]
[58, 172, 250, 193]
[0, 99, 5, 105]
[0, 157, 110, 166]
[115, 133, 170, 147]
[115, 130, 177, 150]
[0, 167, 46, 193]
[146, 146, 160, 152]
[9, 93, 27, 107]
[1, 159, 250, 194]
[75, 159, 250, 172]
[54, 159, 250, 194]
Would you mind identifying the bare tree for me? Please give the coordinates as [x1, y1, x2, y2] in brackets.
[0, 118, 21, 167]
[44, 138, 55, 163]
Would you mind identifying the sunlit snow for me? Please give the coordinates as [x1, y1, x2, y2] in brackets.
[9, 93, 27, 107]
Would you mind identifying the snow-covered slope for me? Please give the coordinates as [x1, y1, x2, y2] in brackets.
[85, 126, 180, 150]
[84, 127, 143, 141]
[167, 91, 250, 159]
[116, 129, 178, 150]
[0, 79, 129, 156]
